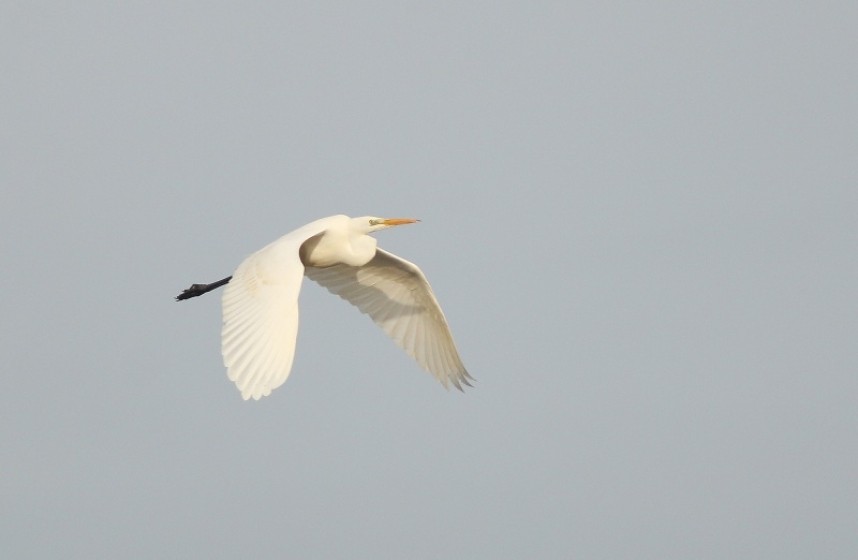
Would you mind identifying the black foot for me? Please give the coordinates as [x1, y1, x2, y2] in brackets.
[175, 276, 233, 301]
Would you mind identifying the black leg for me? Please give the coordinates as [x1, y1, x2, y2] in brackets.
[175, 276, 233, 301]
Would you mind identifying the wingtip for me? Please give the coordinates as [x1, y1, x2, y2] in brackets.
[444, 369, 475, 392]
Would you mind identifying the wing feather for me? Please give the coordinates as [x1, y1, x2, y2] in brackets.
[304, 248, 472, 390]
[221, 243, 305, 400]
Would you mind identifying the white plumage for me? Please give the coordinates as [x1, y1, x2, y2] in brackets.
[207, 215, 471, 400]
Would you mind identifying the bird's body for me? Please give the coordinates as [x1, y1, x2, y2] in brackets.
[178, 215, 471, 400]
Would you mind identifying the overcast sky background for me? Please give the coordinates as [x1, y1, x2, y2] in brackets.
[2, 3, 856, 558]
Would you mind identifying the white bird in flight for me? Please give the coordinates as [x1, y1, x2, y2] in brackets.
[177, 215, 472, 399]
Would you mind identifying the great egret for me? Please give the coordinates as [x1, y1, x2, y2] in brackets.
[177, 215, 472, 399]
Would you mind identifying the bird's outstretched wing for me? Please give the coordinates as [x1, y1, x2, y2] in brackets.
[305, 249, 472, 390]
[221, 244, 305, 400]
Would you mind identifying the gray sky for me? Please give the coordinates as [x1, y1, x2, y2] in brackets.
[2, 2, 856, 558]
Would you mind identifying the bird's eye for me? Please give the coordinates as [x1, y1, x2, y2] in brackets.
[369, 219, 382, 226]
